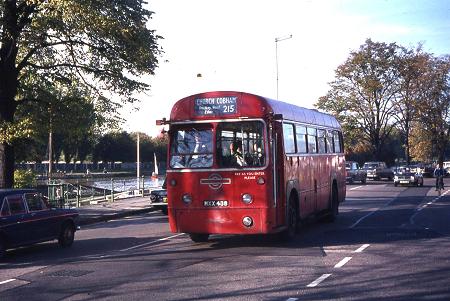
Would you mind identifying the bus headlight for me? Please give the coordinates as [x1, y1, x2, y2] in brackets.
[182, 194, 192, 204]
[242, 216, 253, 227]
[242, 193, 253, 204]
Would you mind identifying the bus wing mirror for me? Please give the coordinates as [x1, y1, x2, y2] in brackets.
[156, 118, 170, 126]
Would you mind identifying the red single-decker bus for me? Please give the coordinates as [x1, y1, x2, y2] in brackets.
[158, 91, 346, 242]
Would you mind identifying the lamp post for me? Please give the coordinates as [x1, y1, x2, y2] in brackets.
[136, 132, 140, 194]
[275, 34, 292, 100]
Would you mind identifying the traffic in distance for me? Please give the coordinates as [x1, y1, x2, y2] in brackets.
[157, 91, 346, 242]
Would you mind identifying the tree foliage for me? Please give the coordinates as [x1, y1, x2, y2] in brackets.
[317, 39, 450, 165]
[0, 0, 162, 187]
[316, 39, 401, 159]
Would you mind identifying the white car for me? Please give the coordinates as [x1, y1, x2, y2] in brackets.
[393, 167, 424, 187]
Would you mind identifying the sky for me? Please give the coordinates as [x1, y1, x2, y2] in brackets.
[121, 0, 450, 136]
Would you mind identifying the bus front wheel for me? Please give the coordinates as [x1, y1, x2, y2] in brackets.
[189, 233, 209, 243]
[279, 196, 298, 241]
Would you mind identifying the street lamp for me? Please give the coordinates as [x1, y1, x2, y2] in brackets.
[275, 34, 292, 100]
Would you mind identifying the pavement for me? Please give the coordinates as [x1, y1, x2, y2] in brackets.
[76, 195, 157, 226]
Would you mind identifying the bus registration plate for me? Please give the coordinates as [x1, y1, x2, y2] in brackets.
[203, 200, 229, 207]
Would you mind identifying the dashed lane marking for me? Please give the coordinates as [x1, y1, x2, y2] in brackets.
[334, 257, 352, 268]
[354, 244, 370, 253]
[119, 233, 185, 252]
[306, 274, 332, 288]
[349, 185, 364, 190]
[0, 279, 16, 285]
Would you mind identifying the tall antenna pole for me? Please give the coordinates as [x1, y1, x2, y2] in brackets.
[275, 34, 292, 100]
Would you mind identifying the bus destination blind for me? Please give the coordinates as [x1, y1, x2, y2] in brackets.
[194, 96, 237, 116]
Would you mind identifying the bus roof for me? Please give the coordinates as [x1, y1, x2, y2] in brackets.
[169, 91, 341, 129]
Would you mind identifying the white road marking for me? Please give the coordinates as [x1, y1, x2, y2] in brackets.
[307, 274, 332, 288]
[349, 185, 364, 191]
[334, 257, 352, 268]
[119, 233, 185, 252]
[354, 244, 370, 253]
[409, 189, 448, 225]
[286, 298, 299, 301]
[350, 198, 397, 228]
[0, 279, 16, 285]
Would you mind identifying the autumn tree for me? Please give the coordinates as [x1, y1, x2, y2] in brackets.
[0, 0, 162, 187]
[316, 39, 401, 161]
[414, 55, 450, 166]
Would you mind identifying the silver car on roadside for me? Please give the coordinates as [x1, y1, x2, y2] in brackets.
[393, 166, 424, 187]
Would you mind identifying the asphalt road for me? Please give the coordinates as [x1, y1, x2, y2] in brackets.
[1, 177, 449, 301]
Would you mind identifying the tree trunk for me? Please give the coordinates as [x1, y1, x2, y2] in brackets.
[0, 0, 21, 188]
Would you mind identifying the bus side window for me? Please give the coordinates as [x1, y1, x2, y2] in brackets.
[326, 130, 334, 153]
[295, 125, 307, 153]
[283, 123, 296, 154]
[333, 130, 342, 153]
[307, 127, 317, 153]
[318, 129, 326, 154]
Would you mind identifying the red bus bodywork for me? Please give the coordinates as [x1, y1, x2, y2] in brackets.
[162, 91, 346, 239]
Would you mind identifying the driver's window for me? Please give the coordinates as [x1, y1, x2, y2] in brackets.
[170, 128, 213, 169]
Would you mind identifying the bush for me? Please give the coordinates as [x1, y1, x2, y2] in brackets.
[14, 169, 37, 188]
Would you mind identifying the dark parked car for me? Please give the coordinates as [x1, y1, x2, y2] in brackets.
[149, 179, 168, 215]
[346, 161, 367, 184]
[0, 189, 79, 259]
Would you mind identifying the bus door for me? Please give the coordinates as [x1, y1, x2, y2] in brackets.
[272, 121, 285, 227]
[307, 127, 318, 214]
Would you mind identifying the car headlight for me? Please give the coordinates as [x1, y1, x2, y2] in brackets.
[410, 176, 415, 180]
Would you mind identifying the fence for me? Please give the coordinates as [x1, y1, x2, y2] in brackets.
[47, 177, 153, 208]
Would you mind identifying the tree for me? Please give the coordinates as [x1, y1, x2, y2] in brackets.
[93, 131, 135, 163]
[316, 39, 401, 161]
[414, 55, 450, 166]
[391, 46, 426, 165]
[0, 0, 162, 187]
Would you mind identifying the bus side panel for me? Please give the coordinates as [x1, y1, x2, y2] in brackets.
[317, 155, 331, 211]
[298, 155, 313, 218]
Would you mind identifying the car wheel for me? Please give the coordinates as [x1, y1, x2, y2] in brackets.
[161, 207, 168, 215]
[189, 233, 209, 243]
[58, 223, 75, 248]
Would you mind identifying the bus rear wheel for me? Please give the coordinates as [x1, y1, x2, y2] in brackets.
[324, 184, 339, 223]
[189, 233, 209, 243]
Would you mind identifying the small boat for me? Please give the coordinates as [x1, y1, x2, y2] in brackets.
[151, 153, 159, 180]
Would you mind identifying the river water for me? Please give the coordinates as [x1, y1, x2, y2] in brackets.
[91, 176, 165, 192]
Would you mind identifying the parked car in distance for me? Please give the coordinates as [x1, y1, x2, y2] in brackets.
[149, 179, 168, 215]
[0, 189, 79, 259]
[393, 166, 424, 187]
[346, 161, 367, 184]
[363, 161, 394, 180]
